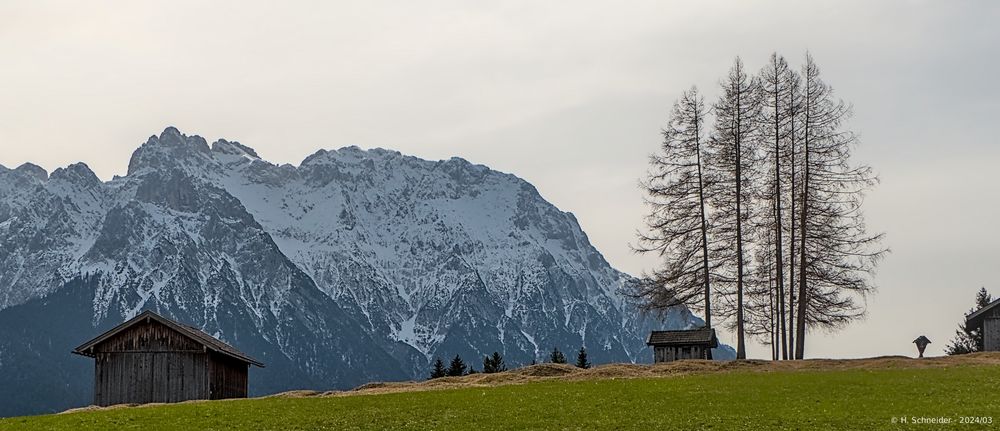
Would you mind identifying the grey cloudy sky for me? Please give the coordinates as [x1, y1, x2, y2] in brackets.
[2, 1, 998, 359]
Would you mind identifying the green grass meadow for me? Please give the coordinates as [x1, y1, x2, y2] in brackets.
[2, 365, 998, 430]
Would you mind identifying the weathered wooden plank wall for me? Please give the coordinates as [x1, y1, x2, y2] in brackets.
[94, 351, 210, 406]
[209, 353, 249, 399]
[92, 320, 213, 406]
[984, 308, 1000, 352]
[653, 345, 711, 363]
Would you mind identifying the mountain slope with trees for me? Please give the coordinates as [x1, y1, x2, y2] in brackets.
[0, 128, 732, 417]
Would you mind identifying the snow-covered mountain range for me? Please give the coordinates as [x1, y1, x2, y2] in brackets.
[0, 127, 728, 416]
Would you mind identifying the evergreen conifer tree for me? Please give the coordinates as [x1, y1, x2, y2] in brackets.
[429, 357, 447, 379]
[447, 355, 467, 376]
[575, 347, 591, 369]
[550, 348, 567, 364]
[947, 288, 993, 355]
[483, 352, 506, 373]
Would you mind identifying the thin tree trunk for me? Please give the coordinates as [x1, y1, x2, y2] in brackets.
[694, 102, 713, 360]
[771, 264, 778, 360]
[771, 59, 787, 360]
[771, 290, 777, 360]
[788, 126, 796, 357]
[787, 82, 797, 357]
[695, 108, 711, 331]
[734, 75, 747, 360]
[795, 84, 810, 360]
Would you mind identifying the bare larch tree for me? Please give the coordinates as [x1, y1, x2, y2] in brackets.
[793, 53, 888, 358]
[632, 87, 716, 337]
[747, 213, 780, 359]
[756, 53, 798, 359]
[784, 66, 803, 357]
[706, 57, 761, 359]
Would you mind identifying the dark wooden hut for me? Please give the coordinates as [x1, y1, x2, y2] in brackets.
[967, 298, 1000, 352]
[647, 327, 718, 362]
[72, 310, 263, 406]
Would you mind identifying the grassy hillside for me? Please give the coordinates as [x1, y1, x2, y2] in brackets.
[2, 355, 998, 430]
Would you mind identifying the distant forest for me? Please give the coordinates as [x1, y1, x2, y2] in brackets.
[631, 53, 888, 360]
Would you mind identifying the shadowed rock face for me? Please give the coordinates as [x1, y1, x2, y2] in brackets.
[0, 127, 728, 417]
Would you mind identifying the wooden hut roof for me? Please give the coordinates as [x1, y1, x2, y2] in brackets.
[646, 327, 719, 348]
[966, 297, 1000, 327]
[72, 310, 264, 367]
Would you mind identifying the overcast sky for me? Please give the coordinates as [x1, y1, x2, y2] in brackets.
[2, 1, 998, 359]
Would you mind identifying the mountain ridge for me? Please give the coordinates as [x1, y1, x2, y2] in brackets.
[0, 127, 731, 416]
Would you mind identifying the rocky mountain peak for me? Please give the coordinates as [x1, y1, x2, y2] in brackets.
[50, 162, 101, 188]
[211, 139, 260, 159]
[13, 162, 48, 182]
[127, 127, 211, 175]
[299, 149, 330, 166]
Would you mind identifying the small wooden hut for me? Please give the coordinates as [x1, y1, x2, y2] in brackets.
[72, 310, 264, 406]
[966, 298, 1000, 352]
[647, 327, 718, 362]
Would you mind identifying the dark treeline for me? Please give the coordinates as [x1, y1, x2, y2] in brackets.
[428, 347, 590, 380]
[632, 53, 887, 360]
